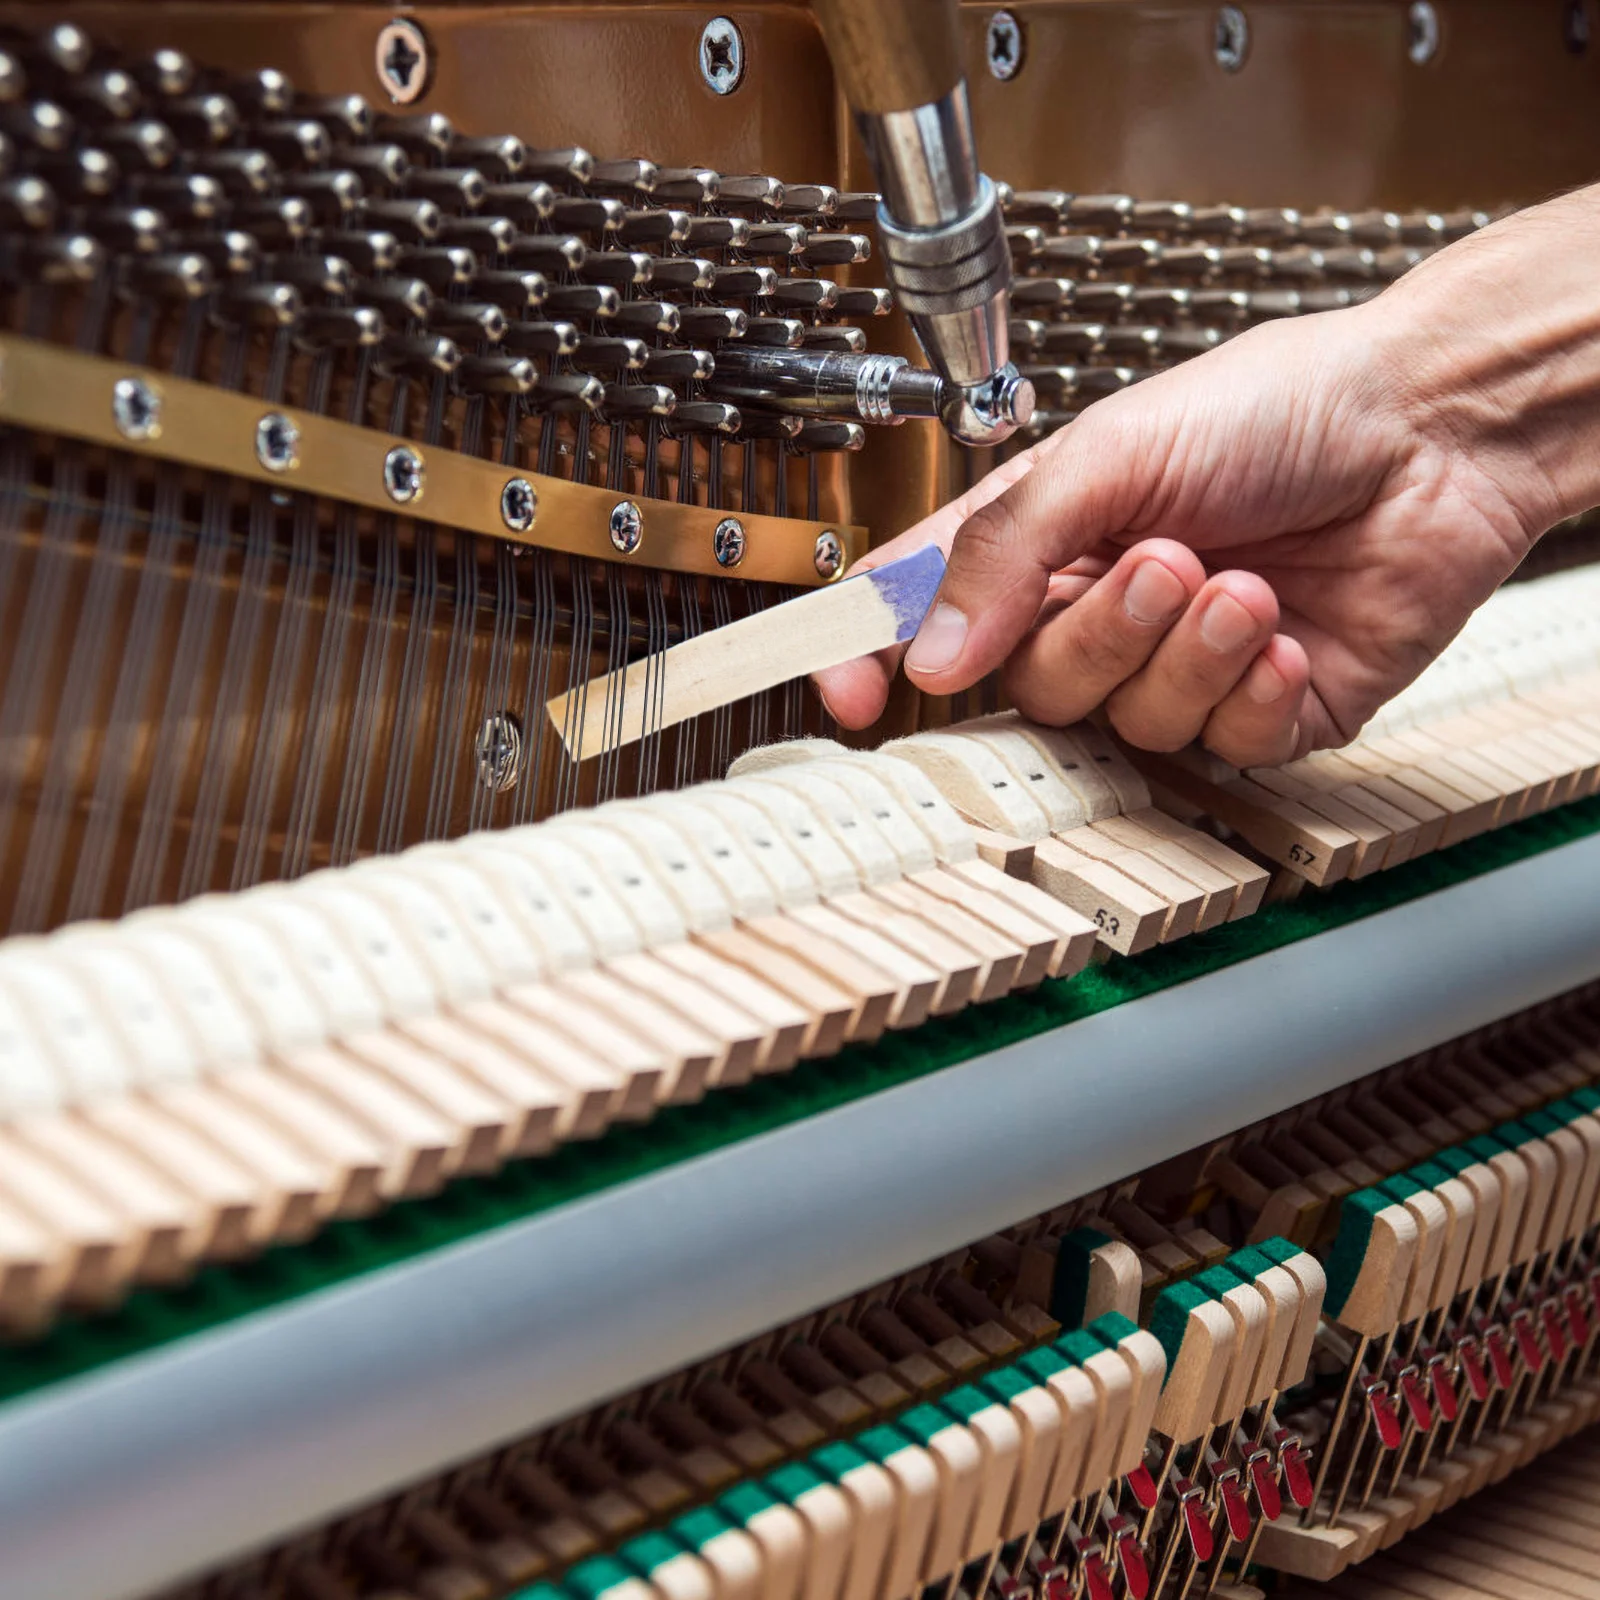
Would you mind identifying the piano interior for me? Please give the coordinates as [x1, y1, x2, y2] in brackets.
[4, 4, 1600, 1600]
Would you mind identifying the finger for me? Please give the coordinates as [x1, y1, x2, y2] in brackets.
[904, 404, 1158, 692]
[1104, 570, 1280, 751]
[814, 642, 898, 728]
[810, 446, 1046, 726]
[1199, 633, 1311, 767]
[999, 541, 1206, 726]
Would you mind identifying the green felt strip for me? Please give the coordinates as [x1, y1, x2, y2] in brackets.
[1150, 1281, 1211, 1373]
[1050, 1226, 1114, 1328]
[1323, 1189, 1392, 1318]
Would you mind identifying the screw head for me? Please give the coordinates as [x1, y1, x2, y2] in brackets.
[111, 376, 161, 441]
[699, 16, 745, 95]
[1408, 0, 1440, 63]
[1567, 0, 1591, 53]
[383, 444, 425, 504]
[376, 17, 431, 105]
[712, 516, 747, 568]
[609, 499, 643, 554]
[475, 712, 523, 793]
[813, 530, 844, 581]
[986, 11, 1024, 79]
[1214, 4, 1249, 71]
[500, 476, 538, 533]
[254, 411, 300, 473]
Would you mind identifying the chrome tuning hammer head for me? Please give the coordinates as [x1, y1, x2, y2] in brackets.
[812, 0, 1030, 446]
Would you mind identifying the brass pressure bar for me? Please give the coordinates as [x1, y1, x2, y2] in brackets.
[0, 335, 864, 586]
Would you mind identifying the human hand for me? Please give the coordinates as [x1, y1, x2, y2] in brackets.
[814, 279, 1558, 766]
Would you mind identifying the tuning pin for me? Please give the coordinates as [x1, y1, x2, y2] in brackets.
[662, 400, 740, 437]
[521, 144, 592, 185]
[395, 245, 475, 291]
[541, 283, 619, 321]
[674, 306, 747, 343]
[570, 335, 647, 373]
[576, 250, 654, 288]
[427, 301, 506, 345]
[358, 276, 432, 324]
[0, 174, 53, 230]
[232, 67, 295, 118]
[192, 147, 276, 196]
[373, 109, 453, 155]
[28, 23, 93, 80]
[501, 320, 580, 359]
[65, 67, 141, 123]
[214, 280, 301, 330]
[16, 232, 102, 285]
[233, 195, 314, 247]
[117, 251, 213, 303]
[449, 133, 525, 177]
[2, 98, 71, 152]
[600, 383, 676, 420]
[527, 372, 604, 413]
[266, 253, 354, 302]
[641, 347, 714, 384]
[506, 234, 586, 275]
[253, 118, 330, 170]
[472, 269, 546, 315]
[408, 167, 486, 212]
[297, 93, 372, 141]
[683, 214, 750, 249]
[716, 173, 786, 213]
[319, 229, 400, 275]
[454, 354, 536, 396]
[741, 316, 805, 348]
[296, 304, 384, 350]
[360, 196, 442, 242]
[180, 229, 259, 278]
[436, 215, 514, 256]
[291, 169, 365, 222]
[651, 166, 720, 205]
[131, 48, 193, 101]
[375, 332, 461, 380]
[588, 156, 657, 196]
[136, 171, 221, 222]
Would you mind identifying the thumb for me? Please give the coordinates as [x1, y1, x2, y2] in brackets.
[903, 404, 1156, 694]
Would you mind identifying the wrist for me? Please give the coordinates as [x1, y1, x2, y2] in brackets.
[1365, 188, 1600, 538]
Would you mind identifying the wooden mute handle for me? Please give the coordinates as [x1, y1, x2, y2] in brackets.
[812, 0, 963, 114]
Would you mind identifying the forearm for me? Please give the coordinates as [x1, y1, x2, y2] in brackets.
[1371, 182, 1600, 536]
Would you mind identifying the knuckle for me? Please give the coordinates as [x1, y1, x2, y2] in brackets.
[950, 496, 1023, 576]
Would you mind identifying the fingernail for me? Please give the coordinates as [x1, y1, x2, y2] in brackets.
[1200, 591, 1260, 654]
[1245, 654, 1289, 703]
[1123, 560, 1188, 625]
[905, 602, 968, 676]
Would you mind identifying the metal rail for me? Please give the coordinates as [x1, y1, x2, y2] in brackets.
[5, 831, 1600, 1600]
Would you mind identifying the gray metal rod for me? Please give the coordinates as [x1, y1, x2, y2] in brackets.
[5, 831, 1600, 1600]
